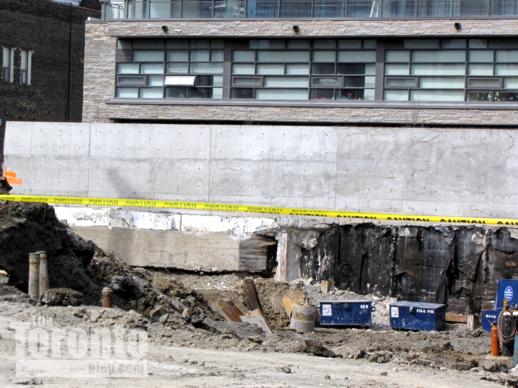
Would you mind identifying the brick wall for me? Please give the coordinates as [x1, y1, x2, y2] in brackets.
[0, 0, 99, 122]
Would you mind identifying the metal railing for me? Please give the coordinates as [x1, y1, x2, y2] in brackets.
[102, 0, 518, 19]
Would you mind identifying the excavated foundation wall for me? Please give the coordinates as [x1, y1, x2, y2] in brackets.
[296, 223, 518, 314]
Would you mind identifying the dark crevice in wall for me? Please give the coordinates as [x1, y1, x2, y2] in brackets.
[110, 118, 518, 130]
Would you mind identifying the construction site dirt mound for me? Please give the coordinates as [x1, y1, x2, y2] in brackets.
[0, 201, 219, 327]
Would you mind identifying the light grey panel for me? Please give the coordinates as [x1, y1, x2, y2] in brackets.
[209, 160, 275, 198]
[30, 122, 91, 158]
[4, 122, 33, 157]
[6, 157, 89, 196]
[149, 159, 210, 198]
[88, 159, 152, 198]
[90, 123, 151, 160]
[335, 160, 407, 201]
[147, 124, 211, 160]
[211, 125, 337, 162]
[271, 161, 336, 199]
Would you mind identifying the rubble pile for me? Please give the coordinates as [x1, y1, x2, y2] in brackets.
[0, 201, 218, 327]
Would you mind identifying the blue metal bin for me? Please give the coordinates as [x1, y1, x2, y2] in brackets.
[320, 300, 372, 327]
[495, 279, 518, 309]
[390, 301, 446, 331]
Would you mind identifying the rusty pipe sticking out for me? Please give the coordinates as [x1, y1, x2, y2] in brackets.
[0, 117, 5, 178]
[0, 118, 10, 194]
[28, 253, 40, 300]
[102, 287, 113, 308]
[38, 251, 49, 296]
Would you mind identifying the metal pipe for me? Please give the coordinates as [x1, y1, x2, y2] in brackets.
[102, 287, 113, 308]
[28, 253, 40, 300]
[0, 117, 10, 194]
[38, 251, 49, 296]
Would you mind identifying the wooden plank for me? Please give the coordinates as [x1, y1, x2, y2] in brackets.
[242, 278, 262, 312]
[212, 300, 245, 322]
[320, 280, 334, 294]
[467, 314, 477, 330]
[239, 235, 276, 273]
[445, 312, 467, 323]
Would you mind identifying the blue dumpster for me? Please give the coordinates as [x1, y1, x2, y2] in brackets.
[320, 300, 372, 327]
[390, 301, 446, 331]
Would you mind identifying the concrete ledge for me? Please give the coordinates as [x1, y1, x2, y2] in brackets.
[103, 102, 518, 126]
[90, 18, 518, 37]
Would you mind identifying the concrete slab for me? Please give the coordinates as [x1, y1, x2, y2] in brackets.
[54, 206, 276, 272]
[73, 226, 242, 271]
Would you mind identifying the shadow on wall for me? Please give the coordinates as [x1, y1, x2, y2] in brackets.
[298, 223, 518, 314]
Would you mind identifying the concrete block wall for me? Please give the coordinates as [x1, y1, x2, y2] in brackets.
[83, 19, 518, 124]
[5, 121, 518, 219]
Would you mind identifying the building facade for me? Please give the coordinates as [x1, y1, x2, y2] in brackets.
[83, 0, 518, 126]
[0, 0, 100, 122]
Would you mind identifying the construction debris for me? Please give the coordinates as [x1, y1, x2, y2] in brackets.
[446, 312, 468, 324]
[1, 201, 518, 385]
[42, 288, 83, 306]
[282, 289, 305, 317]
[289, 297, 318, 333]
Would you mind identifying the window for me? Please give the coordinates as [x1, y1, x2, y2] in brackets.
[116, 38, 376, 102]
[106, 0, 518, 20]
[2, 47, 14, 83]
[384, 38, 518, 102]
[230, 39, 376, 101]
[1, 47, 32, 85]
[116, 39, 224, 99]
[19, 49, 32, 85]
[115, 38, 518, 104]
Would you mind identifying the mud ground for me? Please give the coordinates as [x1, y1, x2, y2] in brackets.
[0, 282, 513, 388]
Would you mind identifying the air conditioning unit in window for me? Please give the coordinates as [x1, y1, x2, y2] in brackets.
[164, 75, 196, 86]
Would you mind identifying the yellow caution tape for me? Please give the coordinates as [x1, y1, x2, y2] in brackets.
[0, 194, 517, 226]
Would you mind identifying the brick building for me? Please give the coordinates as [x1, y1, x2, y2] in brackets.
[0, 0, 100, 122]
[83, 0, 518, 126]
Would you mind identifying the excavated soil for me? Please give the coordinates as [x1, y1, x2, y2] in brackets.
[1, 201, 518, 386]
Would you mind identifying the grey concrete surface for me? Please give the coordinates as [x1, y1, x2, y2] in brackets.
[51, 206, 275, 272]
[4, 121, 518, 219]
[73, 226, 242, 271]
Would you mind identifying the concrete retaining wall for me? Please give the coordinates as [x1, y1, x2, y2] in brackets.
[5, 121, 518, 219]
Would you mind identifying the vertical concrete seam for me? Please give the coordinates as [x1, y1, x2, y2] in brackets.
[86, 123, 92, 197]
[208, 125, 213, 202]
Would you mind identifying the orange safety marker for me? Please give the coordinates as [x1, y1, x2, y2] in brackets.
[3, 170, 22, 185]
